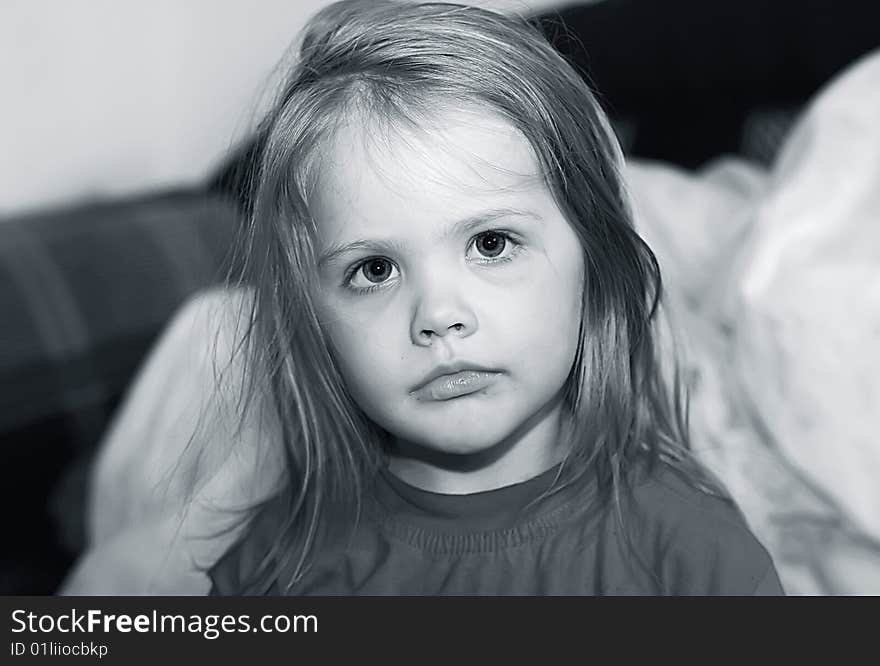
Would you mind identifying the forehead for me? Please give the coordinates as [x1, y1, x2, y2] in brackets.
[311, 107, 547, 242]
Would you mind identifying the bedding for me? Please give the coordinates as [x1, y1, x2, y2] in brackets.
[629, 48, 880, 593]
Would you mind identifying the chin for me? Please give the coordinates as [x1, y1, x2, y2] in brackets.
[374, 394, 524, 456]
[405, 421, 515, 457]
[425, 438, 499, 457]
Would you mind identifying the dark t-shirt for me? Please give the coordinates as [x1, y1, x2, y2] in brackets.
[208, 461, 785, 595]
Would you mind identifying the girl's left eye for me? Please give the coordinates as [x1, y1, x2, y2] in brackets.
[344, 230, 523, 294]
[469, 230, 521, 262]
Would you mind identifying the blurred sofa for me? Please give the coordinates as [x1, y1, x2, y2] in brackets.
[0, 189, 239, 593]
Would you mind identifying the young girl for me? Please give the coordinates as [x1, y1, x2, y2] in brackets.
[205, 0, 784, 595]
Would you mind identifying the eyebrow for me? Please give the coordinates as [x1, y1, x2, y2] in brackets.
[317, 207, 541, 268]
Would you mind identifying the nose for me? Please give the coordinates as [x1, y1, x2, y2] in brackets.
[410, 279, 477, 347]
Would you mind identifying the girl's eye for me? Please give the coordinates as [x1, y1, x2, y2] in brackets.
[347, 258, 399, 293]
[468, 230, 524, 266]
[471, 231, 508, 260]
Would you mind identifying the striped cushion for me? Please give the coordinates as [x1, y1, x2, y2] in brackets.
[0, 190, 239, 436]
[0, 190, 239, 592]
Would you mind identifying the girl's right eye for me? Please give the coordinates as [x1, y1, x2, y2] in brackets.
[345, 258, 399, 294]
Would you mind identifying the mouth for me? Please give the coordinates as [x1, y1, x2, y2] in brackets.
[412, 370, 500, 401]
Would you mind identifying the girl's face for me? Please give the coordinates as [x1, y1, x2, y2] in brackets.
[311, 108, 584, 481]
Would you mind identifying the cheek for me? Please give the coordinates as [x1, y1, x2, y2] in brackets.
[514, 272, 582, 393]
[511, 254, 583, 350]
[322, 313, 403, 396]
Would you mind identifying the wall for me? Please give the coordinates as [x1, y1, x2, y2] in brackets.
[0, 0, 580, 216]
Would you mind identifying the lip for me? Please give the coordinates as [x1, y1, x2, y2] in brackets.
[414, 370, 500, 401]
[411, 362, 501, 401]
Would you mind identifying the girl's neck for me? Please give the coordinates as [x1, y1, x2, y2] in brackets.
[384, 400, 573, 495]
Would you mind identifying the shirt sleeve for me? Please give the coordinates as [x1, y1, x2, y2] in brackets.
[205, 489, 293, 595]
[750, 562, 786, 596]
[635, 465, 787, 596]
[664, 507, 787, 595]
[206, 539, 244, 596]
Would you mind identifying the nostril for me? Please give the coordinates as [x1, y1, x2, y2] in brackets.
[419, 323, 463, 341]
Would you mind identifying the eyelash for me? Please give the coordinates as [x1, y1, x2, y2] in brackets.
[343, 230, 524, 295]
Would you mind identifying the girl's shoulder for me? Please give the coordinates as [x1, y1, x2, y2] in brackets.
[629, 460, 743, 527]
[207, 491, 289, 596]
[621, 460, 785, 595]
